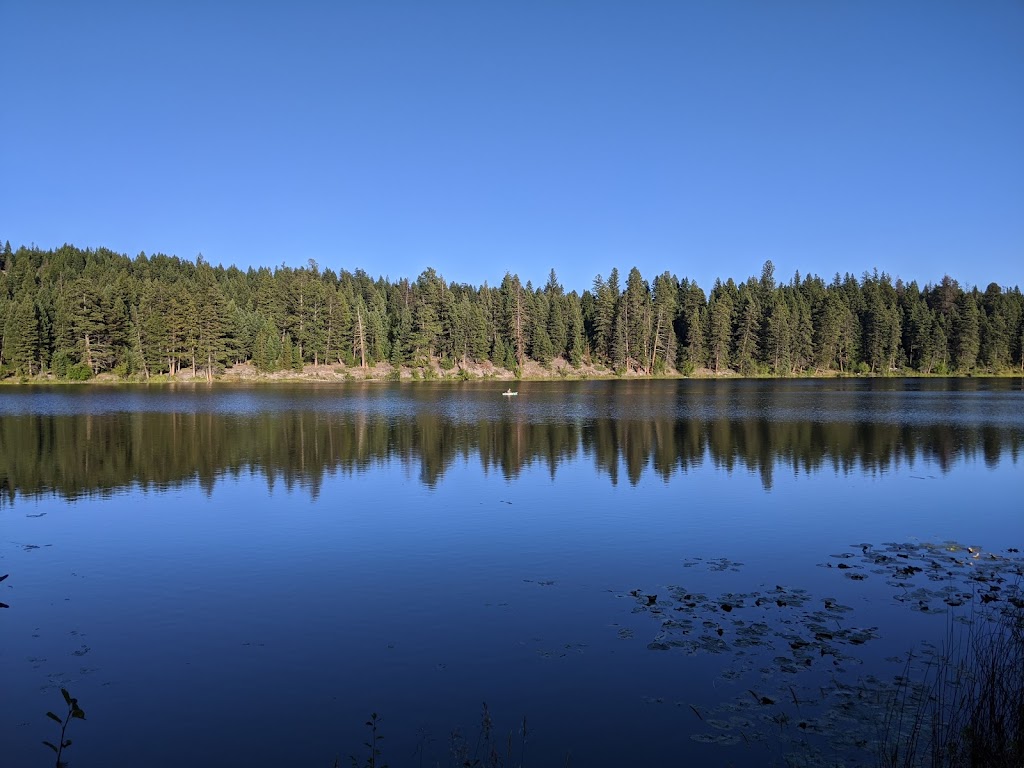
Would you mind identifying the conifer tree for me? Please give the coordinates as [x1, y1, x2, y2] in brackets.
[732, 280, 761, 375]
[253, 317, 282, 372]
[500, 273, 528, 371]
[707, 284, 733, 373]
[764, 291, 792, 374]
[650, 272, 679, 373]
[952, 291, 981, 371]
[566, 294, 585, 367]
[5, 295, 39, 375]
[195, 267, 231, 381]
[544, 270, 569, 360]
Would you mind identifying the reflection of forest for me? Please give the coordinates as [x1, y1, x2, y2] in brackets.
[1, 409, 1019, 503]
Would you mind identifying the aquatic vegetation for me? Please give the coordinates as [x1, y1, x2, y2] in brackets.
[447, 703, 530, 768]
[626, 541, 1024, 765]
[875, 581, 1024, 767]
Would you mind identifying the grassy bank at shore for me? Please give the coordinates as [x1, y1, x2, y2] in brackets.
[3, 357, 1022, 386]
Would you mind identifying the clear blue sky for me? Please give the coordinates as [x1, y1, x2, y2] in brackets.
[3, 1, 1022, 294]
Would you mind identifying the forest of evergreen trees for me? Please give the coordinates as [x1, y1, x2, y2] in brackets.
[1, 241, 1022, 380]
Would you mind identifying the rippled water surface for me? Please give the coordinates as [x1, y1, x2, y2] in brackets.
[1, 379, 1022, 767]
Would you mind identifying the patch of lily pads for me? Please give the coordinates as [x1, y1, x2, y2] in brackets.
[623, 541, 1024, 764]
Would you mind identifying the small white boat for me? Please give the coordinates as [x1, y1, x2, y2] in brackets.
[501, 389, 518, 397]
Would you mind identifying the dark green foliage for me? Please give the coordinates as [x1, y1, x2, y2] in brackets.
[682, 304, 707, 373]
[253, 317, 282, 372]
[619, 266, 653, 372]
[195, 262, 233, 381]
[788, 287, 814, 372]
[530, 323, 553, 365]
[0, 243, 1022, 379]
[590, 270, 617, 364]
[4, 294, 40, 374]
[979, 283, 1013, 371]
[861, 270, 902, 373]
[764, 290, 792, 374]
[565, 294, 585, 367]
[64, 363, 93, 381]
[707, 281, 733, 373]
[677, 279, 707, 373]
[499, 273, 528, 372]
[650, 272, 678, 373]
[952, 291, 981, 372]
[545, 271, 569, 360]
[732, 281, 761, 375]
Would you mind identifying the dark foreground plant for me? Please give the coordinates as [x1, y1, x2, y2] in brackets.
[44, 687, 86, 768]
[348, 712, 388, 768]
[448, 702, 530, 768]
[346, 704, 533, 768]
[878, 600, 1024, 768]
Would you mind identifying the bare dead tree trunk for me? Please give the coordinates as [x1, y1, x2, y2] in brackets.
[356, 305, 367, 369]
[84, 333, 95, 374]
[514, 288, 525, 370]
[135, 320, 150, 380]
[650, 311, 661, 375]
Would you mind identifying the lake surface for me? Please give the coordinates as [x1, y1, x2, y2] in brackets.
[1, 378, 1022, 767]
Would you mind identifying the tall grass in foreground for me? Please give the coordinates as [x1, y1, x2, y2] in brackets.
[345, 704, 536, 768]
[878, 599, 1024, 768]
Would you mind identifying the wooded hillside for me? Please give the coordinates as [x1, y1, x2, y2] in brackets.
[1, 242, 1021, 380]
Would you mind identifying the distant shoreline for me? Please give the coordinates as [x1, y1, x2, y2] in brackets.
[3, 359, 1021, 386]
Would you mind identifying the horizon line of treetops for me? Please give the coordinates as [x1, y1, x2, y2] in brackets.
[1, 241, 1022, 381]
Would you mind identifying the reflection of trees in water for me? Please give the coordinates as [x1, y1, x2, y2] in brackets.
[0, 409, 1020, 504]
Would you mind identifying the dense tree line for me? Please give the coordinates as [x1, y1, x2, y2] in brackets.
[1, 242, 1022, 379]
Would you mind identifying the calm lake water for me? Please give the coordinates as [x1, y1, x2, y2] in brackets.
[1, 379, 1022, 767]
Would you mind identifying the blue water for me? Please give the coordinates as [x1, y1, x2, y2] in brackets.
[1, 379, 1022, 767]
